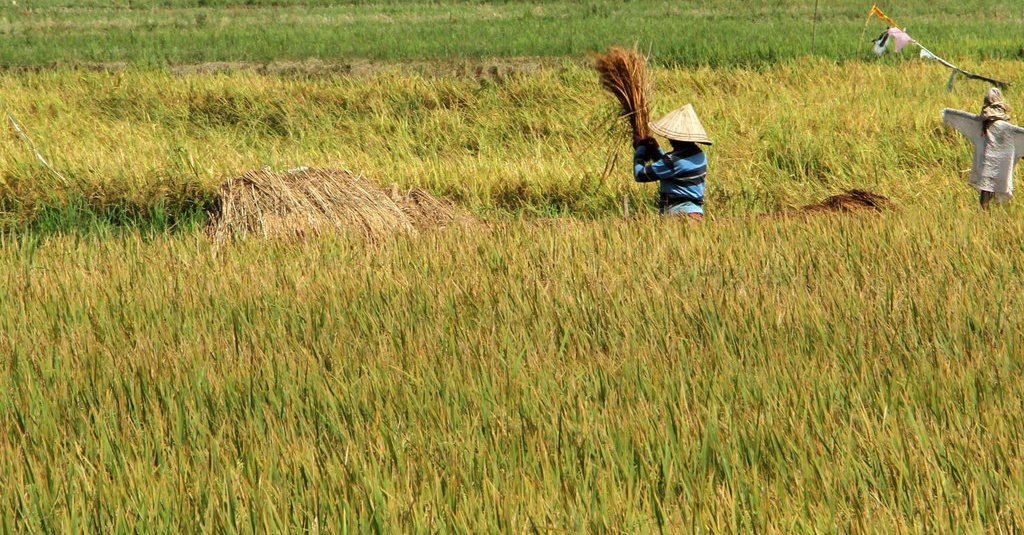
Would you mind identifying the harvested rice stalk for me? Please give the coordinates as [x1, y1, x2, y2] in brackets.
[592, 46, 652, 138]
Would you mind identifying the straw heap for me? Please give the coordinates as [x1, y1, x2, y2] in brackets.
[592, 46, 652, 138]
[800, 189, 891, 214]
[206, 167, 465, 243]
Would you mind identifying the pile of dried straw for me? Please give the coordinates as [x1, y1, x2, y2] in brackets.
[592, 46, 652, 138]
[800, 189, 891, 214]
[206, 167, 465, 243]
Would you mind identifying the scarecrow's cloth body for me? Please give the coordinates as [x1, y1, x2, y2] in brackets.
[943, 108, 1024, 203]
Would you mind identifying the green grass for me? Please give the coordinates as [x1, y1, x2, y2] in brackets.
[0, 0, 1021, 67]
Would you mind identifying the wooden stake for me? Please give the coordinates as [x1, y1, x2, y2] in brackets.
[811, 0, 820, 55]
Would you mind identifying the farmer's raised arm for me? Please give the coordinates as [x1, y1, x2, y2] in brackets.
[634, 143, 667, 183]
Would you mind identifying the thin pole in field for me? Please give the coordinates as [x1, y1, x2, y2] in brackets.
[811, 0, 820, 55]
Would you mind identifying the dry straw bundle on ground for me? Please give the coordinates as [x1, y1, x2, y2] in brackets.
[800, 189, 891, 214]
[206, 167, 466, 243]
[592, 46, 652, 138]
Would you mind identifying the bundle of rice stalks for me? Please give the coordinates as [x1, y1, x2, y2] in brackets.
[592, 45, 652, 138]
[800, 189, 892, 214]
[206, 167, 467, 243]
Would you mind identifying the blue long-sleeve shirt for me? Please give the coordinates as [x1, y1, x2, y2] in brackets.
[634, 144, 707, 214]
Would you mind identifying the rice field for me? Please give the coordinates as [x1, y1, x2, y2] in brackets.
[2, 0, 1024, 532]
[3, 56, 1020, 227]
[5, 205, 1024, 532]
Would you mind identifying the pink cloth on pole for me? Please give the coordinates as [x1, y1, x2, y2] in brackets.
[887, 27, 915, 53]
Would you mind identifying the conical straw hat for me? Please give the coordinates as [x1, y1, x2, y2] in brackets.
[648, 104, 712, 145]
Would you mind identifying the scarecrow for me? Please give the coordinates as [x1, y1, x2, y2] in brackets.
[633, 105, 711, 218]
[942, 88, 1024, 209]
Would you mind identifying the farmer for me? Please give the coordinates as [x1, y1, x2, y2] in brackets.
[942, 88, 1024, 209]
[632, 104, 711, 218]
